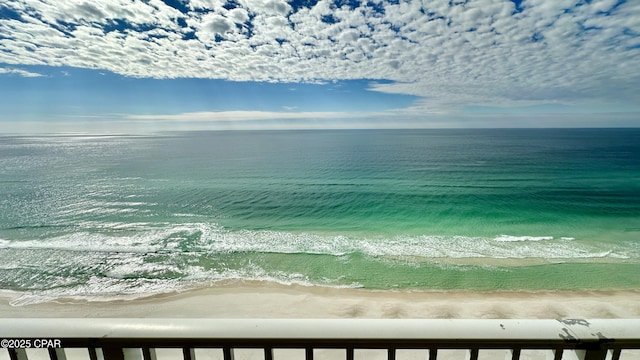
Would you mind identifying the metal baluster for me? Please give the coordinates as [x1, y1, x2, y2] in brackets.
[469, 348, 479, 360]
[611, 349, 622, 360]
[102, 347, 124, 360]
[182, 348, 195, 360]
[387, 348, 396, 360]
[223, 347, 234, 360]
[511, 348, 521, 360]
[88, 347, 99, 360]
[8, 349, 27, 360]
[264, 347, 273, 360]
[346, 348, 354, 360]
[141, 348, 156, 360]
[48, 348, 66, 360]
[553, 348, 563, 360]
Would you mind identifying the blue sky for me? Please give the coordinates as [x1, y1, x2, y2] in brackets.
[1, 0, 639, 132]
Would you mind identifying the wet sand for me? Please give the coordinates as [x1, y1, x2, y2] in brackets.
[2, 281, 640, 319]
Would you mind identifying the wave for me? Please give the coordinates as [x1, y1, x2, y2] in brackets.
[4, 262, 363, 306]
[494, 235, 554, 242]
[1, 222, 638, 305]
[0, 222, 635, 261]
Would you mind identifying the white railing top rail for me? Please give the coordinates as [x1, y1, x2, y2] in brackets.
[1, 319, 638, 341]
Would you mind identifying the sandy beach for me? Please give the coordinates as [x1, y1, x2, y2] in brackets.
[2, 281, 640, 319]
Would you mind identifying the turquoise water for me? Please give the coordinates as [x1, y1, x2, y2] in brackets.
[1, 129, 639, 303]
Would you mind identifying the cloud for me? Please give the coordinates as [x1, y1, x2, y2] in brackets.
[125, 110, 389, 121]
[199, 13, 234, 36]
[5, 110, 636, 134]
[0, 0, 639, 116]
[0, 67, 44, 77]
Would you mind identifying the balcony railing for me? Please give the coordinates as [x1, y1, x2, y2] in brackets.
[1, 319, 639, 360]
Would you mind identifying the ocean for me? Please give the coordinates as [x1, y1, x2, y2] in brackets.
[1, 129, 639, 304]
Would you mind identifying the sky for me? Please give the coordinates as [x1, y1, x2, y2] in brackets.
[0, 0, 639, 132]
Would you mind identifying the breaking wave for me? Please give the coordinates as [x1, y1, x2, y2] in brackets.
[0, 222, 633, 260]
[0, 222, 637, 304]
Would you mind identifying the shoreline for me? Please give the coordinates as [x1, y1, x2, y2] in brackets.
[2, 281, 640, 319]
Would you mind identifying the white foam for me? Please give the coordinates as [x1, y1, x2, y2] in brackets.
[4, 262, 363, 306]
[1, 233, 161, 254]
[8, 276, 186, 306]
[1, 223, 633, 261]
[2, 222, 637, 305]
[196, 228, 631, 261]
[494, 235, 554, 242]
[0, 222, 217, 254]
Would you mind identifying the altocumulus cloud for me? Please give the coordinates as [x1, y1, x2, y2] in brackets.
[0, 0, 639, 116]
[0, 67, 44, 77]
